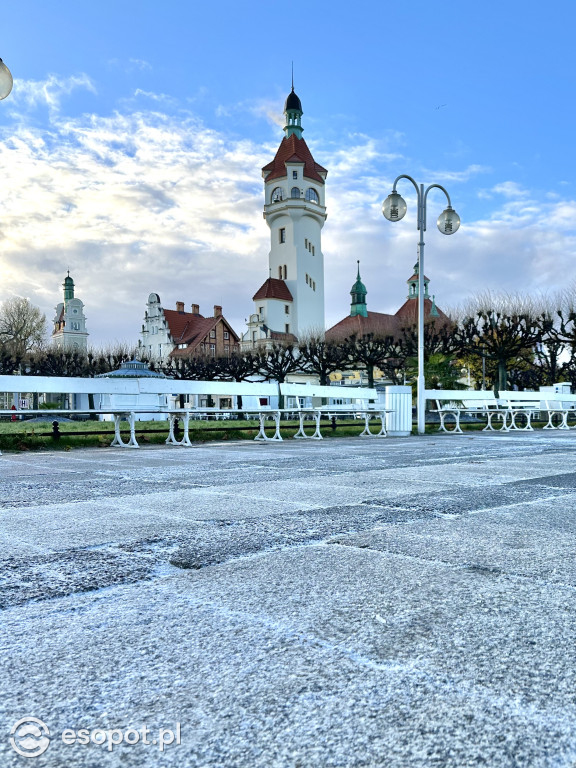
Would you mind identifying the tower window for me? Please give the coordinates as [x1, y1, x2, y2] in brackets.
[283, 265, 287, 279]
[292, 171, 298, 179]
[271, 187, 283, 202]
[278, 266, 283, 279]
[291, 187, 300, 199]
[306, 188, 319, 204]
[306, 274, 309, 284]
[285, 324, 290, 334]
[312, 246, 315, 255]
[279, 228, 286, 243]
[285, 305, 290, 314]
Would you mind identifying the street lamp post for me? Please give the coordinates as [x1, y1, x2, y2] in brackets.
[382, 175, 460, 435]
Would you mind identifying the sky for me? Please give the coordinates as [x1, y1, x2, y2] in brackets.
[1, 1, 575, 347]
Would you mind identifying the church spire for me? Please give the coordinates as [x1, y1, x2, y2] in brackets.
[350, 261, 368, 317]
[283, 79, 303, 139]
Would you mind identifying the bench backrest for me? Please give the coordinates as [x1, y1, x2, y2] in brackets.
[425, 389, 498, 404]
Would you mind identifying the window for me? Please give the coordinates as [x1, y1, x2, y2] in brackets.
[285, 305, 290, 314]
[313, 281, 316, 291]
[224, 345, 229, 354]
[305, 238, 308, 248]
[279, 228, 286, 243]
[283, 265, 287, 279]
[271, 187, 283, 202]
[259, 306, 264, 315]
[252, 331, 257, 342]
[306, 188, 319, 203]
[312, 246, 315, 255]
[292, 170, 298, 179]
[291, 187, 300, 199]
[224, 331, 229, 340]
[210, 329, 216, 338]
[278, 266, 283, 279]
[305, 274, 309, 284]
[285, 324, 290, 334]
[210, 344, 216, 356]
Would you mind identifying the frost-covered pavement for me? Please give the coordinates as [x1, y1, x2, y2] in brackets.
[2, 432, 576, 767]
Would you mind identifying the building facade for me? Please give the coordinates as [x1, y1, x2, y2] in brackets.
[138, 294, 240, 362]
[326, 261, 449, 341]
[52, 272, 89, 352]
[242, 87, 327, 348]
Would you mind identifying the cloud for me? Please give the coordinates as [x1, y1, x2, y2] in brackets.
[0, 82, 575, 347]
[8, 74, 96, 114]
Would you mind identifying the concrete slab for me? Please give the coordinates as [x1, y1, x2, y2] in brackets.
[2, 432, 576, 767]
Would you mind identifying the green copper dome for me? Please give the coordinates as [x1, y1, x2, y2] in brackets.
[350, 261, 368, 317]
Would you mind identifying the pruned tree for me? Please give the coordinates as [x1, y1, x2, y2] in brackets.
[0, 297, 47, 357]
[454, 310, 549, 394]
[345, 333, 407, 388]
[298, 337, 351, 385]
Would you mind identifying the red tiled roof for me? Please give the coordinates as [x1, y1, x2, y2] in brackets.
[394, 298, 450, 325]
[164, 310, 240, 355]
[326, 300, 451, 341]
[252, 278, 294, 302]
[262, 134, 327, 185]
[326, 312, 400, 341]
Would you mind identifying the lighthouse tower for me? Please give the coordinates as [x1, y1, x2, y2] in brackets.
[243, 86, 327, 347]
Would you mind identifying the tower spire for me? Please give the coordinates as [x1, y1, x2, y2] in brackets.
[283, 78, 303, 139]
[350, 261, 368, 318]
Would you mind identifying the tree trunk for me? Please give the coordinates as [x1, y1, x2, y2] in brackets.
[496, 360, 507, 396]
[367, 365, 374, 389]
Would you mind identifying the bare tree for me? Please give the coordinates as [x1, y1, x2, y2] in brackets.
[0, 297, 47, 357]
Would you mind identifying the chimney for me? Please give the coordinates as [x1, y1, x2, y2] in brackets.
[176, 301, 185, 312]
[214, 305, 222, 317]
[191, 303, 200, 315]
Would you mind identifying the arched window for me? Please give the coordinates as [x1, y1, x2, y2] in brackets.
[305, 188, 319, 203]
[271, 187, 283, 202]
[291, 187, 300, 199]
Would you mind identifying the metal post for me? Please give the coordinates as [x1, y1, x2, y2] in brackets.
[417, 184, 426, 435]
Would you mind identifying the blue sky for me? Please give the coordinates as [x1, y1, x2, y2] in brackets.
[1, 1, 575, 345]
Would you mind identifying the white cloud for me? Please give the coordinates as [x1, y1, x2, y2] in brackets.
[1, 82, 575, 347]
[8, 74, 96, 114]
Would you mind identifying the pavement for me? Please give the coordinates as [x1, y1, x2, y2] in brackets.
[1, 431, 576, 767]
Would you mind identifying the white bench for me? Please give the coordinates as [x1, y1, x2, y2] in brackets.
[0, 376, 388, 449]
[425, 390, 508, 434]
[498, 391, 576, 431]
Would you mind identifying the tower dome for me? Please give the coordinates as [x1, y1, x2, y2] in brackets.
[284, 86, 304, 139]
[284, 88, 302, 113]
[350, 261, 368, 318]
[63, 271, 75, 303]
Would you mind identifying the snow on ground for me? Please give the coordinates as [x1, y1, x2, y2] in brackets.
[2, 432, 576, 766]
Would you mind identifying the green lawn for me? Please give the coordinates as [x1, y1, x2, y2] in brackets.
[0, 417, 373, 451]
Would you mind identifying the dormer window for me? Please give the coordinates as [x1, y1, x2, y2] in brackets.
[292, 170, 298, 179]
[306, 188, 319, 204]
